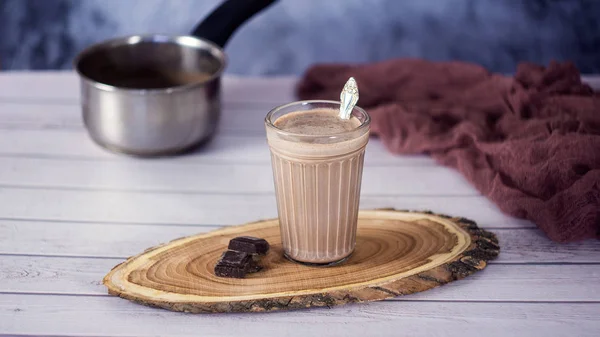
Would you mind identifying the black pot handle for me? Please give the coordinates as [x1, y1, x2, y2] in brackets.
[191, 0, 278, 48]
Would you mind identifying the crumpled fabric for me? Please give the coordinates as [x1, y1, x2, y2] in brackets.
[297, 59, 600, 242]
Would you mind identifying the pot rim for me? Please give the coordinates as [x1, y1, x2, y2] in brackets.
[73, 34, 227, 95]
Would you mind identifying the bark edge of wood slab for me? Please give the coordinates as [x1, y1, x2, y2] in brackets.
[103, 209, 499, 313]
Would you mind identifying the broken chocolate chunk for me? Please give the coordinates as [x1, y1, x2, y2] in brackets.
[214, 238, 270, 278]
[217, 250, 251, 267]
[228, 236, 270, 255]
[214, 264, 247, 279]
[214, 250, 253, 279]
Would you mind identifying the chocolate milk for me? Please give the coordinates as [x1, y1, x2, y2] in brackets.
[266, 108, 369, 264]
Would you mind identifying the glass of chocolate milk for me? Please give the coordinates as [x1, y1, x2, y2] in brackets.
[265, 100, 370, 265]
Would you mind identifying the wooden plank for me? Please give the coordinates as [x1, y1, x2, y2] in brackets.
[222, 75, 297, 104]
[0, 221, 597, 263]
[1, 294, 598, 337]
[0, 101, 271, 137]
[0, 102, 82, 130]
[0, 77, 289, 138]
[11, 207, 499, 312]
[0, 187, 533, 228]
[0, 129, 435, 167]
[0, 72, 297, 103]
[2, 75, 598, 135]
[0, 71, 79, 102]
[6, 209, 499, 313]
[0, 157, 476, 196]
[1, 256, 598, 302]
[0, 73, 596, 102]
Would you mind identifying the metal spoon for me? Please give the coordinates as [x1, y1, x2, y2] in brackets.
[339, 77, 359, 120]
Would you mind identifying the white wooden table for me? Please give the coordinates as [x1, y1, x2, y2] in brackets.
[0, 72, 599, 337]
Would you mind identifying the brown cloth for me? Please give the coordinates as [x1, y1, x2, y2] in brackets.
[297, 59, 600, 243]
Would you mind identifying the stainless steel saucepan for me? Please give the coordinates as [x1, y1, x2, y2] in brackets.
[74, 0, 277, 156]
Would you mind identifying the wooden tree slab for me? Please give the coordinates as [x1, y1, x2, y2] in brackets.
[103, 209, 499, 313]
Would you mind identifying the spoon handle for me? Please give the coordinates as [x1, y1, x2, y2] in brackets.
[339, 77, 359, 120]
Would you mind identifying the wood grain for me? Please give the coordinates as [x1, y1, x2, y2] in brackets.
[1, 73, 598, 336]
[0, 157, 475, 196]
[5, 221, 600, 263]
[0, 187, 533, 228]
[4, 255, 600, 302]
[0, 129, 434, 167]
[103, 210, 499, 313]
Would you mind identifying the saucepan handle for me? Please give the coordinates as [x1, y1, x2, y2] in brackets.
[191, 0, 278, 48]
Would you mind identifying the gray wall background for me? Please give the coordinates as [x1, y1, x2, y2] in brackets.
[0, 0, 598, 75]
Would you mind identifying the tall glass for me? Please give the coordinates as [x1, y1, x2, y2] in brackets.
[265, 100, 370, 265]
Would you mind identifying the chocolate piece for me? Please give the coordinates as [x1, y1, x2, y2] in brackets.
[228, 236, 270, 255]
[214, 239, 269, 278]
[214, 250, 253, 278]
[217, 250, 251, 267]
[214, 264, 247, 279]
